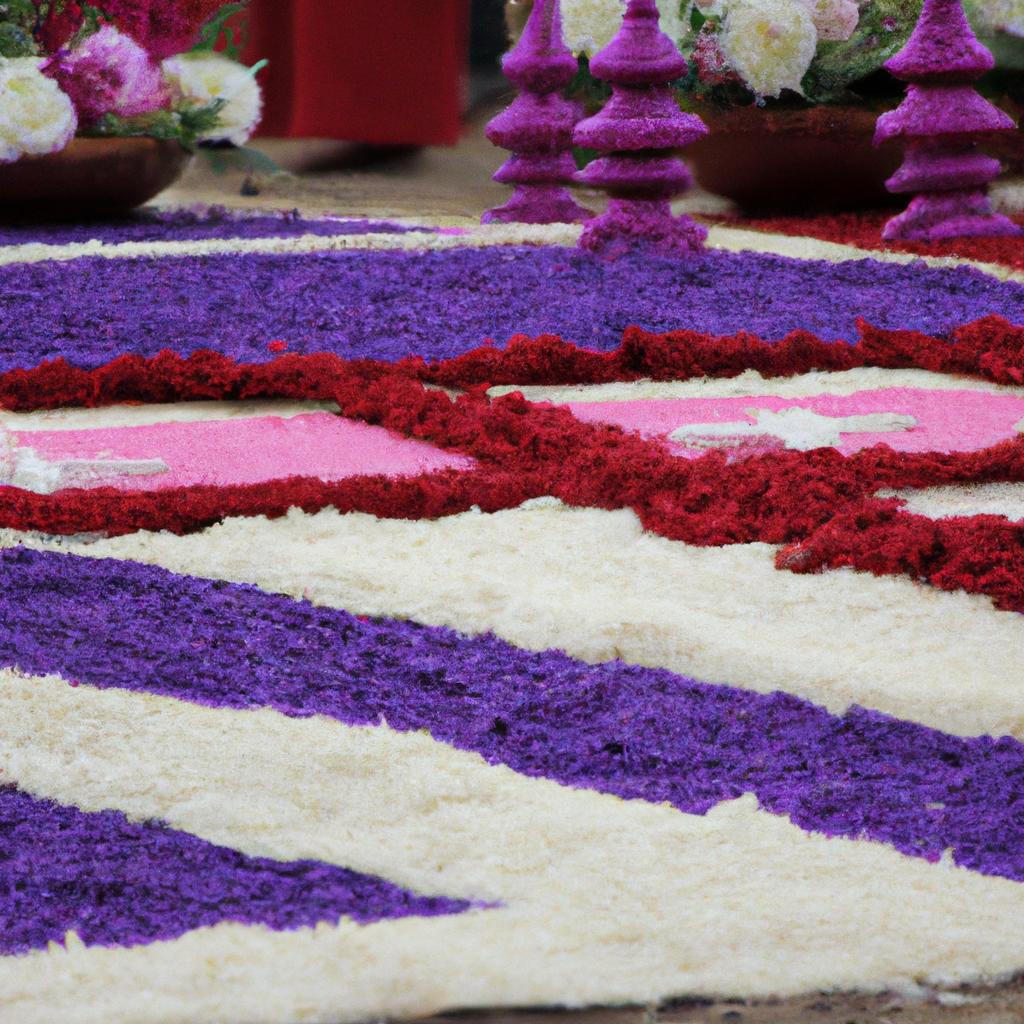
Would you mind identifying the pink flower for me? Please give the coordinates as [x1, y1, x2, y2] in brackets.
[692, 30, 739, 87]
[799, 0, 860, 41]
[46, 25, 169, 125]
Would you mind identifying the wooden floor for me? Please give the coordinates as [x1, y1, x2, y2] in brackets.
[157, 103, 733, 224]
[159, 119, 528, 224]
[156, 124, 1024, 1024]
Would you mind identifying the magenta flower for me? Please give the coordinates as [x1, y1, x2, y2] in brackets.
[46, 25, 169, 125]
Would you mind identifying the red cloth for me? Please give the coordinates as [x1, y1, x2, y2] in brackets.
[243, 0, 470, 145]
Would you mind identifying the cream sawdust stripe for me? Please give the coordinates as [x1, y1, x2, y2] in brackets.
[882, 482, 1024, 523]
[0, 220, 1013, 282]
[706, 224, 1024, 285]
[5, 671, 1024, 1023]
[6, 500, 1022, 739]
[0, 223, 582, 266]
[1, 399, 340, 432]
[489, 367, 1024, 403]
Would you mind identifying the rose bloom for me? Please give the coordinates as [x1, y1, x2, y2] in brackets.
[46, 26, 168, 125]
[558, 0, 684, 53]
[0, 57, 77, 163]
[720, 0, 818, 98]
[162, 52, 262, 146]
[800, 0, 859, 41]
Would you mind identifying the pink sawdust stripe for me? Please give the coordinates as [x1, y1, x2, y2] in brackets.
[565, 388, 1024, 457]
[14, 413, 473, 491]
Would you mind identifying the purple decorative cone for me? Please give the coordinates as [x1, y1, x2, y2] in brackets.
[483, 0, 593, 225]
[875, 0, 1019, 241]
[573, 0, 708, 257]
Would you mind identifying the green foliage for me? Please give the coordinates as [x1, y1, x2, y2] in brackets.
[571, 145, 600, 170]
[0, 0, 37, 28]
[77, 3, 104, 38]
[192, 2, 248, 60]
[89, 110, 182, 143]
[0, 0, 37, 54]
[569, 53, 610, 111]
[200, 143, 281, 176]
[87, 100, 227, 151]
[178, 99, 228, 145]
[800, 0, 921, 103]
[0, 21, 34, 55]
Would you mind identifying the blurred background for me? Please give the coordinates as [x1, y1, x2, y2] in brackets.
[241, 0, 506, 152]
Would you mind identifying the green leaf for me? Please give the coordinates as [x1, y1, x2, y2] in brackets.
[192, 2, 248, 59]
[178, 98, 228, 145]
[88, 111, 181, 142]
[78, 4, 104, 37]
[85, 99, 228, 151]
[200, 144, 281, 177]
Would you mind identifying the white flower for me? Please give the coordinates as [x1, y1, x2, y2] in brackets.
[162, 52, 262, 146]
[799, 0, 859, 41]
[720, 0, 817, 98]
[0, 58, 76, 164]
[560, 0, 684, 54]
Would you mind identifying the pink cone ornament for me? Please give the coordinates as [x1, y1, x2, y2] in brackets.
[483, 0, 594, 225]
[573, 0, 708, 256]
[875, 0, 1020, 241]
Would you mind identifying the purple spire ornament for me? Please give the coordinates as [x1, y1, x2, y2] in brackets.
[573, 0, 708, 257]
[874, 0, 1020, 241]
[483, 0, 594, 225]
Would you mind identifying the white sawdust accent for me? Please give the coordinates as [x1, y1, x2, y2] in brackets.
[881, 482, 1024, 523]
[489, 368, 1024, 403]
[669, 407, 917, 451]
[0, 399, 339, 432]
[706, 225, 1024, 286]
[5, 500, 1023, 739]
[0, 223, 582, 266]
[3, 448, 167, 494]
[0, 424, 167, 493]
[3, 672, 1024, 1023]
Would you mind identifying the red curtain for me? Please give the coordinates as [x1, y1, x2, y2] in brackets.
[242, 0, 470, 145]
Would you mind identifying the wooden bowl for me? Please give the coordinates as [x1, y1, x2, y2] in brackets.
[686, 102, 1024, 215]
[0, 137, 191, 221]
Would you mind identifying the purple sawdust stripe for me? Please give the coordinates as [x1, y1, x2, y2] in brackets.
[2, 247, 1023, 373]
[0, 784, 470, 957]
[3, 547, 1024, 884]
[0, 206, 428, 247]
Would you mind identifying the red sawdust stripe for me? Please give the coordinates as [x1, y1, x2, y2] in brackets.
[718, 212, 1024, 272]
[2, 315, 1024, 411]
[4, 364, 1024, 614]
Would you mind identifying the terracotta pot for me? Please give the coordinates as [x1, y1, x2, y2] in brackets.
[0, 137, 191, 221]
[686, 103, 1024, 215]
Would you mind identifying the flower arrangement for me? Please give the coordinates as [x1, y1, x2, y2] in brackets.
[0, 0, 262, 164]
[554, 0, 1024, 107]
